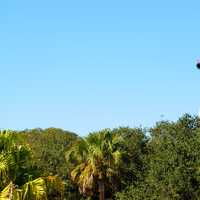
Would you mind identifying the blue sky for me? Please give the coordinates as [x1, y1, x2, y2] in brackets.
[0, 0, 200, 135]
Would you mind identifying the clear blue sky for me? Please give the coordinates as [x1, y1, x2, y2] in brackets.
[0, 0, 200, 135]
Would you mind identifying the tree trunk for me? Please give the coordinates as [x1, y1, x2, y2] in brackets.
[99, 191, 104, 200]
[98, 181, 105, 200]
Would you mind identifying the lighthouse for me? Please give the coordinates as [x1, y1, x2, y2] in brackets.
[197, 61, 200, 69]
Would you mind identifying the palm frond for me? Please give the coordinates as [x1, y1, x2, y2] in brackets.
[0, 182, 18, 200]
[0, 154, 10, 183]
[22, 178, 47, 200]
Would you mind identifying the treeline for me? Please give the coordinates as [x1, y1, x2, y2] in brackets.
[1, 114, 200, 199]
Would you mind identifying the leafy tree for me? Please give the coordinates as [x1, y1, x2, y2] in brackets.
[16, 128, 78, 177]
[116, 115, 200, 200]
[15, 128, 83, 200]
[111, 127, 147, 190]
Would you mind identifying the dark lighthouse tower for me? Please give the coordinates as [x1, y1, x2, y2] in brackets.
[197, 60, 200, 69]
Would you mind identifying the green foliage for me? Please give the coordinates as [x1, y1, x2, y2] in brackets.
[16, 128, 78, 177]
[15, 128, 83, 200]
[116, 114, 200, 200]
[0, 130, 48, 200]
[45, 175, 64, 200]
[111, 127, 147, 189]
[0, 178, 48, 200]
[0, 130, 32, 190]
[0, 130, 71, 200]
[21, 178, 47, 200]
[2, 114, 200, 199]
[66, 129, 126, 198]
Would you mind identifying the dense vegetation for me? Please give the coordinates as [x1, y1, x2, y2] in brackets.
[1, 114, 200, 199]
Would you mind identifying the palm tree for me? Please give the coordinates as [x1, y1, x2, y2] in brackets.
[66, 129, 124, 200]
[21, 177, 47, 200]
[0, 182, 19, 200]
[0, 178, 47, 200]
[0, 130, 64, 200]
[0, 130, 16, 189]
[0, 130, 47, 200]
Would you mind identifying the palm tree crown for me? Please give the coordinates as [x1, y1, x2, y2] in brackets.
[66, 129, 124, 198]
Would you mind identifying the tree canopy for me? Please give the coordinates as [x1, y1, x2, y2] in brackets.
[1, 114, 200, 199]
